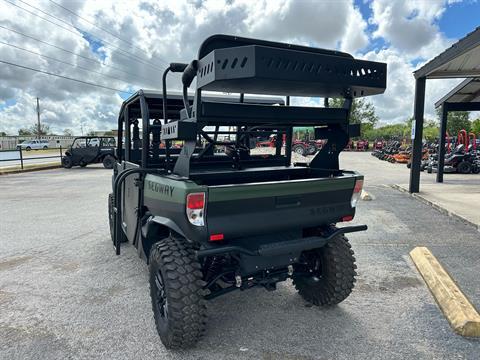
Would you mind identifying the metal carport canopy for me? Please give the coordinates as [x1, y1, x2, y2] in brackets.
[433, 78, 480, 183]
[409, 26, 480, 193]
[434, 78, 480, 106]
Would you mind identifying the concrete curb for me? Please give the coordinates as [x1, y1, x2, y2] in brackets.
[391, 184, 479, 231]
[410, 247, 480, 337]
[0, 163, 62, 175]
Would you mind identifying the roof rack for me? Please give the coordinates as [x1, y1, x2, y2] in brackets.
[158, 35, 386, 177]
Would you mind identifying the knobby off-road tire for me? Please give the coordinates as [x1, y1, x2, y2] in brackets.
[293, 233, 357, 306]
[62, 156, 72, 168]
[108, 193, 127, 244]
[102, 155, 115, 169]
[149, 237, 207, 349]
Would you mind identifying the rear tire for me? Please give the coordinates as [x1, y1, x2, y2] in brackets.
[457, 161, 472, 174]
[293, 233, 356, 306]
[149, 236, 207, 349]
[79, 160, 87, 167]
[62, 156, 72, 168]
[26, 146, 31, 151]
[292, 144, 306, 156]
[102, 155, 115, 169]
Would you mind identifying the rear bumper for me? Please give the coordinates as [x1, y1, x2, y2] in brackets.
[196, 224, 367, 259]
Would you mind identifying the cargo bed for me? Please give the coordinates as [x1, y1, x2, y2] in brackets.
[201, 169, 362, 240]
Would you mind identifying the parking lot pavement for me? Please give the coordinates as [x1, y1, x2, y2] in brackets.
[1, 156, 479, 360]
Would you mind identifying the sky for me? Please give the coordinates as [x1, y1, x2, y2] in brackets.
[0, 0, 479, 135]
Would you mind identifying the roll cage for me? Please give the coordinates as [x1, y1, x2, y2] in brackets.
[116, 35, 386, 178]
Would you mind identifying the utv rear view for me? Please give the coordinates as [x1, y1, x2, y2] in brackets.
[108, 35, 387, 349]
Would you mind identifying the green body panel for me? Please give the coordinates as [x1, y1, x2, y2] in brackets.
[144, 174, 207, 203]
[208, 175, 360, 202]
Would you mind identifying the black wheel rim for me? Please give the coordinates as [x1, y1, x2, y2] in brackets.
[154, 271, 168, 320]
[299, 250, 325, 283]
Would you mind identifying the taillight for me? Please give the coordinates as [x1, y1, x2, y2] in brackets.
[209, 233, 224, 241]
[351, 179, 363, 208]
[186, 192, 205, 226]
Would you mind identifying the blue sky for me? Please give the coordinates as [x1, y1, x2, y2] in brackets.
[356, 0, 480, 55]
[1, 0, 480, 134]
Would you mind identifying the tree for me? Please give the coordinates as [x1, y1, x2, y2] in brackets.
[471, 118, 480, 134]
[18, 128, 32, 135]
[63, 129, 73, 136]
[329, 98, 379, 127]
[0, 131, 6, 136]
[436, 109, 470, 135]
[86, 130, 96, 136]
[328, 98, 379, 137]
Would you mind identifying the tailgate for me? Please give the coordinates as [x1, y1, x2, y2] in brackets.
[206, 174, 360, 239]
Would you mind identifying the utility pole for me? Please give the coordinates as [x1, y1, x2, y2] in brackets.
[36, 97, 41, 138]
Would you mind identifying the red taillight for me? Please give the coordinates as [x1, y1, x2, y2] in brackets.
[209, 233, 224, 241]
[354, 179, 363, 194]
[187, 193, 205, 209]
[186, 192, 206, 226]
[341, 215, 353, 222]
[351, 179, 363, 208]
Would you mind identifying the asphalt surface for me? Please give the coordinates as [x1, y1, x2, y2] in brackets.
[1, 154, 479, 359]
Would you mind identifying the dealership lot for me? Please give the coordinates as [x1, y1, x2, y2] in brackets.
[1, 153, 479, 360]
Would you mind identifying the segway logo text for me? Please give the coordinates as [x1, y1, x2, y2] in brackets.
[147, 181, 174, 197]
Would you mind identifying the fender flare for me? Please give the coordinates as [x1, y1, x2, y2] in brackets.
[139, 216, 187, 261]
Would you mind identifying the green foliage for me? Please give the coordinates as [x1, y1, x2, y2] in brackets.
[18, 128, 32, 135]
[328, 98, 379, 137]
[471, 118, 480, 134]
[436, 108, 470, 135]
[329, 98, 379, 126]
[0, 131, 6, 136]
[361, 117, 439, 141]
[363, 123, 409, 141]
[18, 124, 52, 136]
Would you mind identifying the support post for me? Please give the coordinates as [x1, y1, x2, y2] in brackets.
[284, 96, 292, 166]
[36, 97, 41, 139]
[139, 91, 150, 168]
[436, 103, 448, 183]
[19, 148, 23, 170]
[409, 77, 426, 193]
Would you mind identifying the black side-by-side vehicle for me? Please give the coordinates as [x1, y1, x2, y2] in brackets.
[108, 34, 387, 349]
[62, 136, 117, 169]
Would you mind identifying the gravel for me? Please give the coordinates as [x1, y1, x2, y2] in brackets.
[1, 154, 479, 359]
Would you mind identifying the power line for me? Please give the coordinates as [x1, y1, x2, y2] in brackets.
[0, 24, 153, 83]
[0, 39, 140, 85]
[0, 59, 134, 94]
[12, 0, 168, 71]
[48, 0, 167, 66]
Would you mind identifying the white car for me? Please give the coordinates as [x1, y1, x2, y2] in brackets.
[17, 139, 49, 151]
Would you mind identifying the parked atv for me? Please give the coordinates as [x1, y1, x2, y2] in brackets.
[109, 35, 386, 349]
[62, 136, 117, 169]
[427, 144, 476, 174]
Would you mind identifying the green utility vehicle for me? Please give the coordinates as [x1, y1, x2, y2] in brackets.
[109, 35, 387, 349]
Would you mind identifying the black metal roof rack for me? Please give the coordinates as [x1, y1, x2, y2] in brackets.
[160, 34, 386, 177]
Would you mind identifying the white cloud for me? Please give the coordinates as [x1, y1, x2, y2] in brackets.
[0, 0, 472, 135]
[369, 0, 452, 57]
